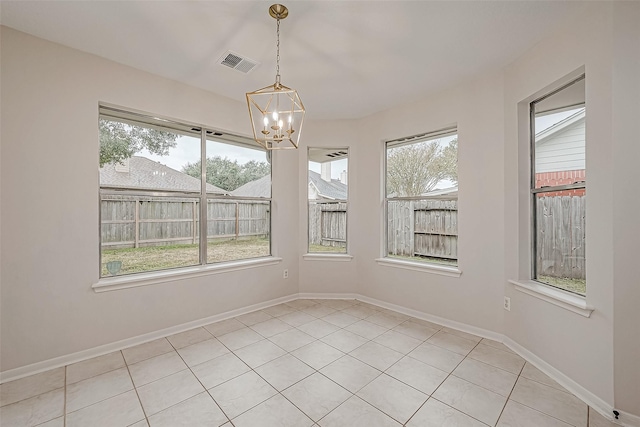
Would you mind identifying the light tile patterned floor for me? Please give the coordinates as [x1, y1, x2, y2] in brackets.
[0, 299, 619, 427]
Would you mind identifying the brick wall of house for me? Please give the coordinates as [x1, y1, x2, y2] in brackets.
[535, 169, 586, 196]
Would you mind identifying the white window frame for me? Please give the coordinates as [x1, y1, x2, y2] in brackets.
[96, 105, 275, 287]
[530, 75, 586, 295]
[379, 127, 461, 275]
[305, 147, 351, 259]
[509, 71, 593, 317]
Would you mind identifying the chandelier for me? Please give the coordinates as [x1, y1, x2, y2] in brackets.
[246, 4, 305, 150]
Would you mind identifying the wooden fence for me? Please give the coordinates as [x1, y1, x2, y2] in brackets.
[387, 199, 458, 260]
[101, 196, 270, 249]
[309, 201, 347, 248]
[536, 195, 586, 279]
[102, 194, 585, 280]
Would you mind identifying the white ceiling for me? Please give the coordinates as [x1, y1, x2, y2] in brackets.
[1, 1, 587, 120]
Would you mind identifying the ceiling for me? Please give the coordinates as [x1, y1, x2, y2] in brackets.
[0, 1, 587, 120]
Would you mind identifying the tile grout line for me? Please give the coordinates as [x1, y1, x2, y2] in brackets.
[288, 300, 405, 425]
[240, 302, 354, 424]
[121, 349, 150, 426]
[163, 327, 235, 425]
[492, 358, 527, 426]
[234, 300, 365, 425]
[406, 339, 491, 426]
[63, 365, 67, 427]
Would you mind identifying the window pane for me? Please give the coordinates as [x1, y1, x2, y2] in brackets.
[206, 199, 270, 263]
[386, 198, 457, 266]
[206, 138, 271, 263]
[308, 148, 348, 253]
[99, 118, 201, 277]
[532, 78, 585, 189]
[100, 195, 200, 276]
[385, 131, 458, 266]
[99, 118, 201, 192]
[534, 191, 586, 295]
[386, 133, 457, 197]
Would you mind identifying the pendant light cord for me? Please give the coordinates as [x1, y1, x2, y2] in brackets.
[275, 17, 281, 87]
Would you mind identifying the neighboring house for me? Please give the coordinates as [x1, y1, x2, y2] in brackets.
[422, 186, 458, 199]
[231, 170, 348, 200]
[230, 174, 271, 198]
[100, 156, 228, 194]
[308, 170, 347, 200]
[535, 108, 585, 195]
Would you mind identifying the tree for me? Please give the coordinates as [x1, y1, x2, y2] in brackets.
[99, 119, 179, 167]
[182, 156, 270, 191]
[386, 138, 457, 197]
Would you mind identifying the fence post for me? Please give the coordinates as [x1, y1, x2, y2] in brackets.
[235, 202, 239, 239]
[192, 201, 197, 244]
[409, 200, 415, 256]
[134, 199, 140, 248]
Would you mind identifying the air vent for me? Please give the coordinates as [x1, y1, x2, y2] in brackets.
[219, 51, 259, 74]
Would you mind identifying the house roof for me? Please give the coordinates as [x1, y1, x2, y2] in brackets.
[308, 171, 348, 200]
[230, 174, 271, 198]
[230, 170, 348, 200]
[535, 108, 585, 145]
[100, 156, 228, 194]
[422, 186, 458, 199]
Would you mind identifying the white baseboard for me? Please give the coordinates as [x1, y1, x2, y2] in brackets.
[355, 294, 505, 342]
[503, 337, 638, 427]
[298, 292, 359, 300]
[618, 411, 640, 427]
[301, 292, 502, 342]
[0, 293, 298, 384]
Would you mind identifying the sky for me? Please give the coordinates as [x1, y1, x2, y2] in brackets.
[116, 106, 580, 180]
[308, 158, 348, 180]
[535, 108, 584, 133]
[387, 134, 458, 191]
[138, 135, 269, 171]
[138, 132, 350, 180]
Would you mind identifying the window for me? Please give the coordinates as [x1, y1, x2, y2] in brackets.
[385, 128, 458, 266]
[99, 106, 271, 278]
[530, 75, 586, 295]
[307, 148, 349, 253]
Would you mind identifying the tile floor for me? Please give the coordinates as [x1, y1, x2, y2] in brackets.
[0, 299, 619, 427]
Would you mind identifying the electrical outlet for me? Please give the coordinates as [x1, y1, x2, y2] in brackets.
[504, 296, 511, 311]
[283, 269, 289, 279]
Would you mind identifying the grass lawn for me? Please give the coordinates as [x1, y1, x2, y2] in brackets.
[101, 238, 270, 276]
[308, 244, 347, 254]
[537, 275, 586, 296]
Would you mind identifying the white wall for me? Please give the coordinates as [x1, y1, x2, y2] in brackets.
[611, 1, 640, 416]
[299, 72, 507, 337]
[0, 27, 300, 372]
[504, 2, 640, 414]
[298, 119, 360, 295]
[351, 71, 506, 334]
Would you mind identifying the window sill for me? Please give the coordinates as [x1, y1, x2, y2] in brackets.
[375, 258, 462, 277]
[93, 257, 283, 293]
[302, 253, 353, 262]
[508, 279, 594, 318]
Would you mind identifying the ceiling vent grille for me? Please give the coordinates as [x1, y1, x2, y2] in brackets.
[219, 51, 259, 74]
